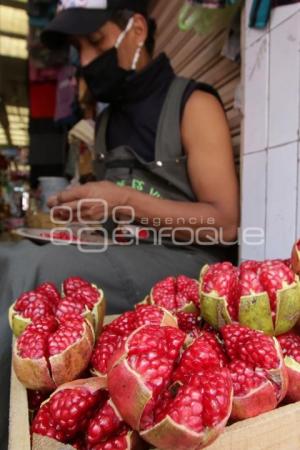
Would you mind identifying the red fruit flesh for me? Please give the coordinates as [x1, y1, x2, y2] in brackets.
[127, 326, 185, 395]
[56, 299, 86, 321]
[31, 403, 66, 442]
[48, 319, 85, 356]
[278, 333, 300, 401]
[259, 263, 295, 312]
[239, 270, 264, 296]
[151, 275, 200, 313]
[28, 390, 50, 412]
[14, 291, 53, 313]
[239, 260, 262, 273]
[18, 329, 48, 359]
[49, 387, 103, 439]
[91, 306, 177, 377]
[36, 282, 61, 306]
[176, 312, 199, 334]
[70, 285, 100, 309]
[63, 277, 92, 296]
[221, 324, 287, 419]
[172, 337, 223, 385]
[222, 324, 280, 370]
[87, 400, 123, 447]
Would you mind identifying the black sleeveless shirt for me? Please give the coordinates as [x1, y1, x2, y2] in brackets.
[106, 53, 222, 162]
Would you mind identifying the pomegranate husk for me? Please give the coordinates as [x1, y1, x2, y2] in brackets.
[108, 340, 152, 430]
[82, 286, 106, 338]
[231, 381, 278, 420]
[283, 357, 300, 401]
[49, 321, 95, 387]
[13, 321, 95, 390]
[13, 353, 56, 391]
[268, 338, 289, 404]
[239, 283, 300, 336]
[291, 241, 300, 275]
[8, 304, 32, 337]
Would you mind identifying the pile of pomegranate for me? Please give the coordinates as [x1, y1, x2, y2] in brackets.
[8, 247, 300, 450]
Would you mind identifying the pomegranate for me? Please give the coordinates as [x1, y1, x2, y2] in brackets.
[31, 377, 142, 450]
[9, 277, 106, 337]
[200, 260, 300, 335]
[221, 324, 288, 419]
[13, 316, 94, 390]
[108, 325, 233, 450]
[91, 305, 177, 378]
[277, 332, 300, 401]
[291, 239, 300, 275]
[143, 275, 201, 332]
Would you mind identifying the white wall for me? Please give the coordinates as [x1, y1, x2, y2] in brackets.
[241, 2, 300, 261]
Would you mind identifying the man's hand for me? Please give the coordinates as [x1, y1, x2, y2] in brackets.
[48, 181, 129, 222]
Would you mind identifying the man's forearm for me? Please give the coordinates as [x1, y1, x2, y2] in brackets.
[121, 188, 238, 243]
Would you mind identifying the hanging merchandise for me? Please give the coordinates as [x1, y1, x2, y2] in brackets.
[54, 66, 77, 122]
[221, 6, 241, 62]
[178, 0, 241, 35]
[249, 0, 299, 29]
[30, 82, 57, 118]
[29, 61, 60, 82]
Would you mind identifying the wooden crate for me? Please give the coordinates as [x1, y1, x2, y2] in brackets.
[9, 316, 300, 450]
[9, 356, 300, 450]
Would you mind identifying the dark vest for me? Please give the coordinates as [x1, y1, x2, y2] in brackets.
[94, 77, 197, 202]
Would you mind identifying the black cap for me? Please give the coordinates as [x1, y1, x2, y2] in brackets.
[41, 0, 149, 49]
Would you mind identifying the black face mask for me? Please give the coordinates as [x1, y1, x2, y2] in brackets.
[80, 47, 133, 104]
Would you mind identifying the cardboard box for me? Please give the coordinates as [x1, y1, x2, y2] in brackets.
[9, 321, 300, 450]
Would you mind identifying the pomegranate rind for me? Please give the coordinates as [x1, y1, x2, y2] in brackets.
[200, 293, 232, 329]
[231, 380, 278, 420]
[13, 351, 56, 391]
[13, 321, 95, 390]
[141, 415, 221, 450]
[108, 358, 152, 431]
[274, 283, 300, 335]
[291, 241, 300, 275]
[50, 321, 95, 387]
[239, 293, 274, 335]
[284, 357, 300, 401]
[8, 304, 31, 337]
[92, 285, 106, 338]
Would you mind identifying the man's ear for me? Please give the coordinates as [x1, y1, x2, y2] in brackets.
[131, 13, 148, 45]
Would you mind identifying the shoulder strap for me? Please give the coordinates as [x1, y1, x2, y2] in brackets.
[155, 76, 191, 161]
[94, 107, 110, 160]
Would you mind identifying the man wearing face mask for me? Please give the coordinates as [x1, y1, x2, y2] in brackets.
[42, 0, 239, 249]
[0, 1, 239, 444]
